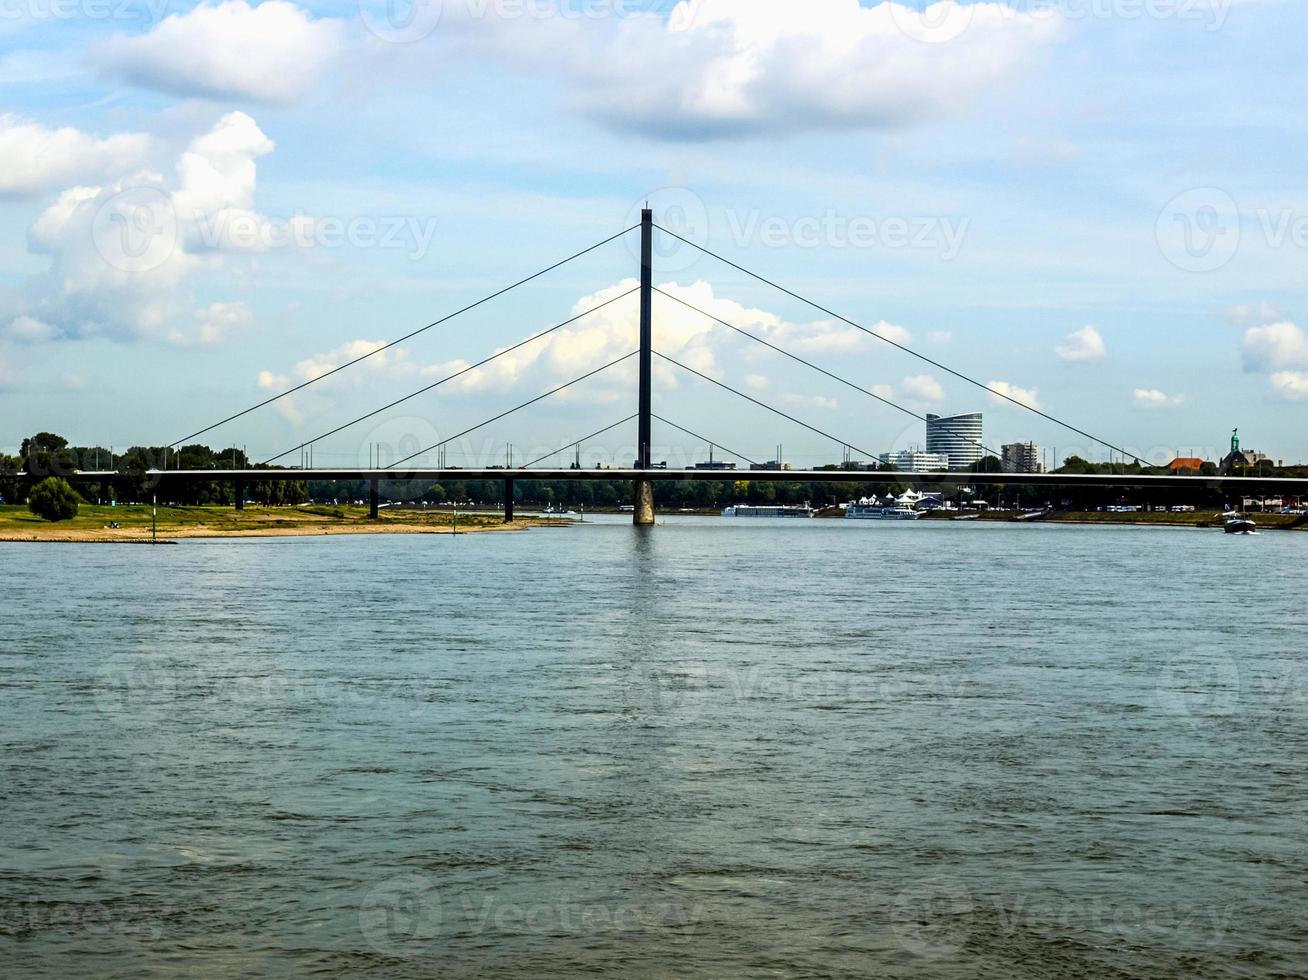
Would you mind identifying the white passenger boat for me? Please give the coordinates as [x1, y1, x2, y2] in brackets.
[844, 504, 921, 521]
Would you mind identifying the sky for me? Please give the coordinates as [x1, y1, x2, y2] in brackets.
[2, 0, 1306, 470]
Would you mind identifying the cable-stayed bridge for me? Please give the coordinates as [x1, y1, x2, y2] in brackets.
[61, 209, 1308, 524]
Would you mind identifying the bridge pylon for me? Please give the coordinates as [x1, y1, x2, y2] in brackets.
[634, 207, 655, 526]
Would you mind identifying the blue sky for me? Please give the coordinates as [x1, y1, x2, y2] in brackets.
[2, 0, 1305, 469]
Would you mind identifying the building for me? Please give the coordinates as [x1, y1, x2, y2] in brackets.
[877, 450, 950, 472]
[1219, 429, 1272, 474]
[926, 413, 984, 470]
[749, 460, 793, 471]
[1167, 456, 1208, 474]
[1001, 442, 1043, 474]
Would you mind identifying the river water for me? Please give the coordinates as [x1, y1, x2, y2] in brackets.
[1, 518, 1304, 978]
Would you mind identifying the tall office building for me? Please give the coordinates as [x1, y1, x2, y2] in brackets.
[925, 413, 984, 470]
[1002, 442, 1043, 474]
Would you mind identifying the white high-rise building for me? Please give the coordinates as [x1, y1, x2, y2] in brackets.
[925, 413, 984, 470]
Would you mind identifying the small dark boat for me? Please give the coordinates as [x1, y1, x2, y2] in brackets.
[1224, 515, 1257, 535]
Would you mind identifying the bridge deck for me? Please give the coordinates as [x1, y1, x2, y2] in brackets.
[62, 469, 1308, 491]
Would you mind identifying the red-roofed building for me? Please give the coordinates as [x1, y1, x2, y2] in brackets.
[1168, 457, 1207, 473]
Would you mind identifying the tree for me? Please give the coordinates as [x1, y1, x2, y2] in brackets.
[0, 453, 20, 504]
[21, 432, 76, 478]
[28, 477, 81, 521]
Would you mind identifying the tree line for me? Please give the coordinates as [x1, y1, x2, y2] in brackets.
[3, 435, 1302, 512]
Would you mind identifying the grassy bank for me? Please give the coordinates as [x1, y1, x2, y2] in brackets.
[0, 504, 560, 542]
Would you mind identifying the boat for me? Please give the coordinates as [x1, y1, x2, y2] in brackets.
[1223, 514, 1257, 535]
[722, 505, 815, 518]
[844, 504, 921, 521]
[539, 505, 579, 519]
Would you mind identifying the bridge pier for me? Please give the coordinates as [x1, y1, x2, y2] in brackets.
[634, 479, 655, 526]
[504, 479, 515, 523]
[234, 479, 244, 510]
[369, 479, 379, 519]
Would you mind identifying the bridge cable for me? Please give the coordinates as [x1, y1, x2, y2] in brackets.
[387, 351, 639, 470]
[169, 225, 640, 449]
[651, 414, 762, 468]
[654, 224, 1148, 466]
[654, 286, 1002, 461]
[520, 415, 639, 470]
[261, 287, 639, 465]
[653, 351, 882, 462]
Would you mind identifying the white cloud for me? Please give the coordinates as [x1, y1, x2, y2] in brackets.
[101, 1, 345, 104]
[1242, 321, 1308, 372]
[783, 393, 838, 410]
[986, 380, 1041, 411]
[900, 374, 944, 403]
[5, 314, 57, 343]
[11, 112, 292, 345]
[255, 279, 873, 425]
[1271, 371, 1308, 401]
[1056, 324, 1106, 363]
[0, 115, 149, 195]
[1224, 301, 1282, 327]
[175, 301, 254, 346]
[1133, 388, 1185, 409]
[456, 0, 1064, 139]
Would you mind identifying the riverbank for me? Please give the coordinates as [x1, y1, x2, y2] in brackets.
[0, 504, 562, 542]
[921, 509, 1308, 530]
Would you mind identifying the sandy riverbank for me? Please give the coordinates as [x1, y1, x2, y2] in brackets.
[0, 504, 565, 543]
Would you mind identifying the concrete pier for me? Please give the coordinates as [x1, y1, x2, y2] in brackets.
[504, 479, 515, 523]
[235, 479, 244, 510]
[634, 479, 655, 526]
[369, 479, 379, 519]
